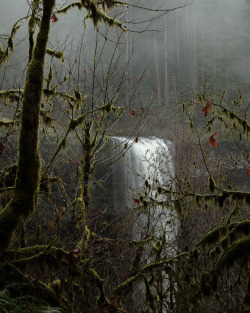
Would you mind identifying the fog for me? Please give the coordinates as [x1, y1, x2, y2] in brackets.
[1, 0, 250, 103]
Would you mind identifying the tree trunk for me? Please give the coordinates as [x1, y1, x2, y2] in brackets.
[0, 0, 55, 251]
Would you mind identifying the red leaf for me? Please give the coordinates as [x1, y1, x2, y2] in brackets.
[141, 106, 146, 113]
[51, 13, 58, 23]
[247, 168, 250, 176]
[0, 143, 6, 151]
[57, 207, 66, 214]
[75, 161, 79, 165]
[35, 285, 45, 297]
[39, 226, 45, 235]
[133, 198, 140, 205]
[209, 131, 218, 148]
[74, 59, 77, 64]
[202, 101, 212, 117]
[69, 249, 80, 262]
[71, 248, 80, 255]
[130, 109, 136, 117]
[72, 216, 82, 226]
[135, 137, 139, 143]
[84, 68, 88, 74]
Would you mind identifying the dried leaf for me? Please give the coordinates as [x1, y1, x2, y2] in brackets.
[202, 101, 212, 117]
[209, 131, 218, 148]
[130, 109, 136, 117]
[133, 198, 140, 205]
[51, 13, 58, 23]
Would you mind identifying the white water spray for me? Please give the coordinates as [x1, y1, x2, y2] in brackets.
[111, 136, 176, 241]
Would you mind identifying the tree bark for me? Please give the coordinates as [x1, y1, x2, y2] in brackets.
[0, 0, 55, 251]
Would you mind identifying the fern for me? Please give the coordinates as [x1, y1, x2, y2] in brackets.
[0, 289, 64, 313]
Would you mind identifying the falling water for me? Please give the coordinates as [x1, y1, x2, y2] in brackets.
[111, 136, 176, 241]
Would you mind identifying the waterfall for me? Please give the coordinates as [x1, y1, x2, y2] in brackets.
[111, 136, 176, 241]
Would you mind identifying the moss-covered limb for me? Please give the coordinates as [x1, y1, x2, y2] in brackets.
[40, 109, 56, 126]
[57, 1, 82, 14]
[0, 0, 56, 252]
[113, 253, 188, 295]
[0, 245, 68, 265]
[213, 102, 250, 137]
[0, 89, 23, 103]
[83, 3, 126, 30]
[68, 102, 117, 131]
[0, 119, 15, 127]
[84, 266, 108, 304]
[144, 277, 155, 311]
[55, 91, 77, 102]
[216, 236, 250, 270]
[4, 264, 60, 307]
[200, 220, 250, 248]
[0, 17, 27, 69]
[0, 187, 14, 194]
[41, 106, 102, 185]
[160, 186, 250, 209]
[41, 127, 71, 180]
[28, 8, 36, 61]
[46, 48, 65, 61]
[57, 0, 126, 30]
[82, 124, 93, 214]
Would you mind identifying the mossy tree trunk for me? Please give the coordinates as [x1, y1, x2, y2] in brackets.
[0, 0, 55, 251]
[83, 123, 93, 215]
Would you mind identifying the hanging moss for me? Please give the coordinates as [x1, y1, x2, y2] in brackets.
[57, 1, 82, 14]
[201, 228, 220, 247]
[216, 236, 250, 270]
[46, 49, 65, 62]
[144, 277, 155, 311]
[74, 88, 81, 101]
[200, 273, 211, 296]
[208, 175, 216, 193]
[0, 22, 21, 69]
[231, 220, 250, 235]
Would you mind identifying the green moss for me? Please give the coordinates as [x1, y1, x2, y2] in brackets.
[217, 236, 250, 270]
[0, 0, 56, 251]
[57, 1, 82, 14]
[46, 49, 65, 62]
[201, 228, 220, 246]
[221, 236, 229, 249]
